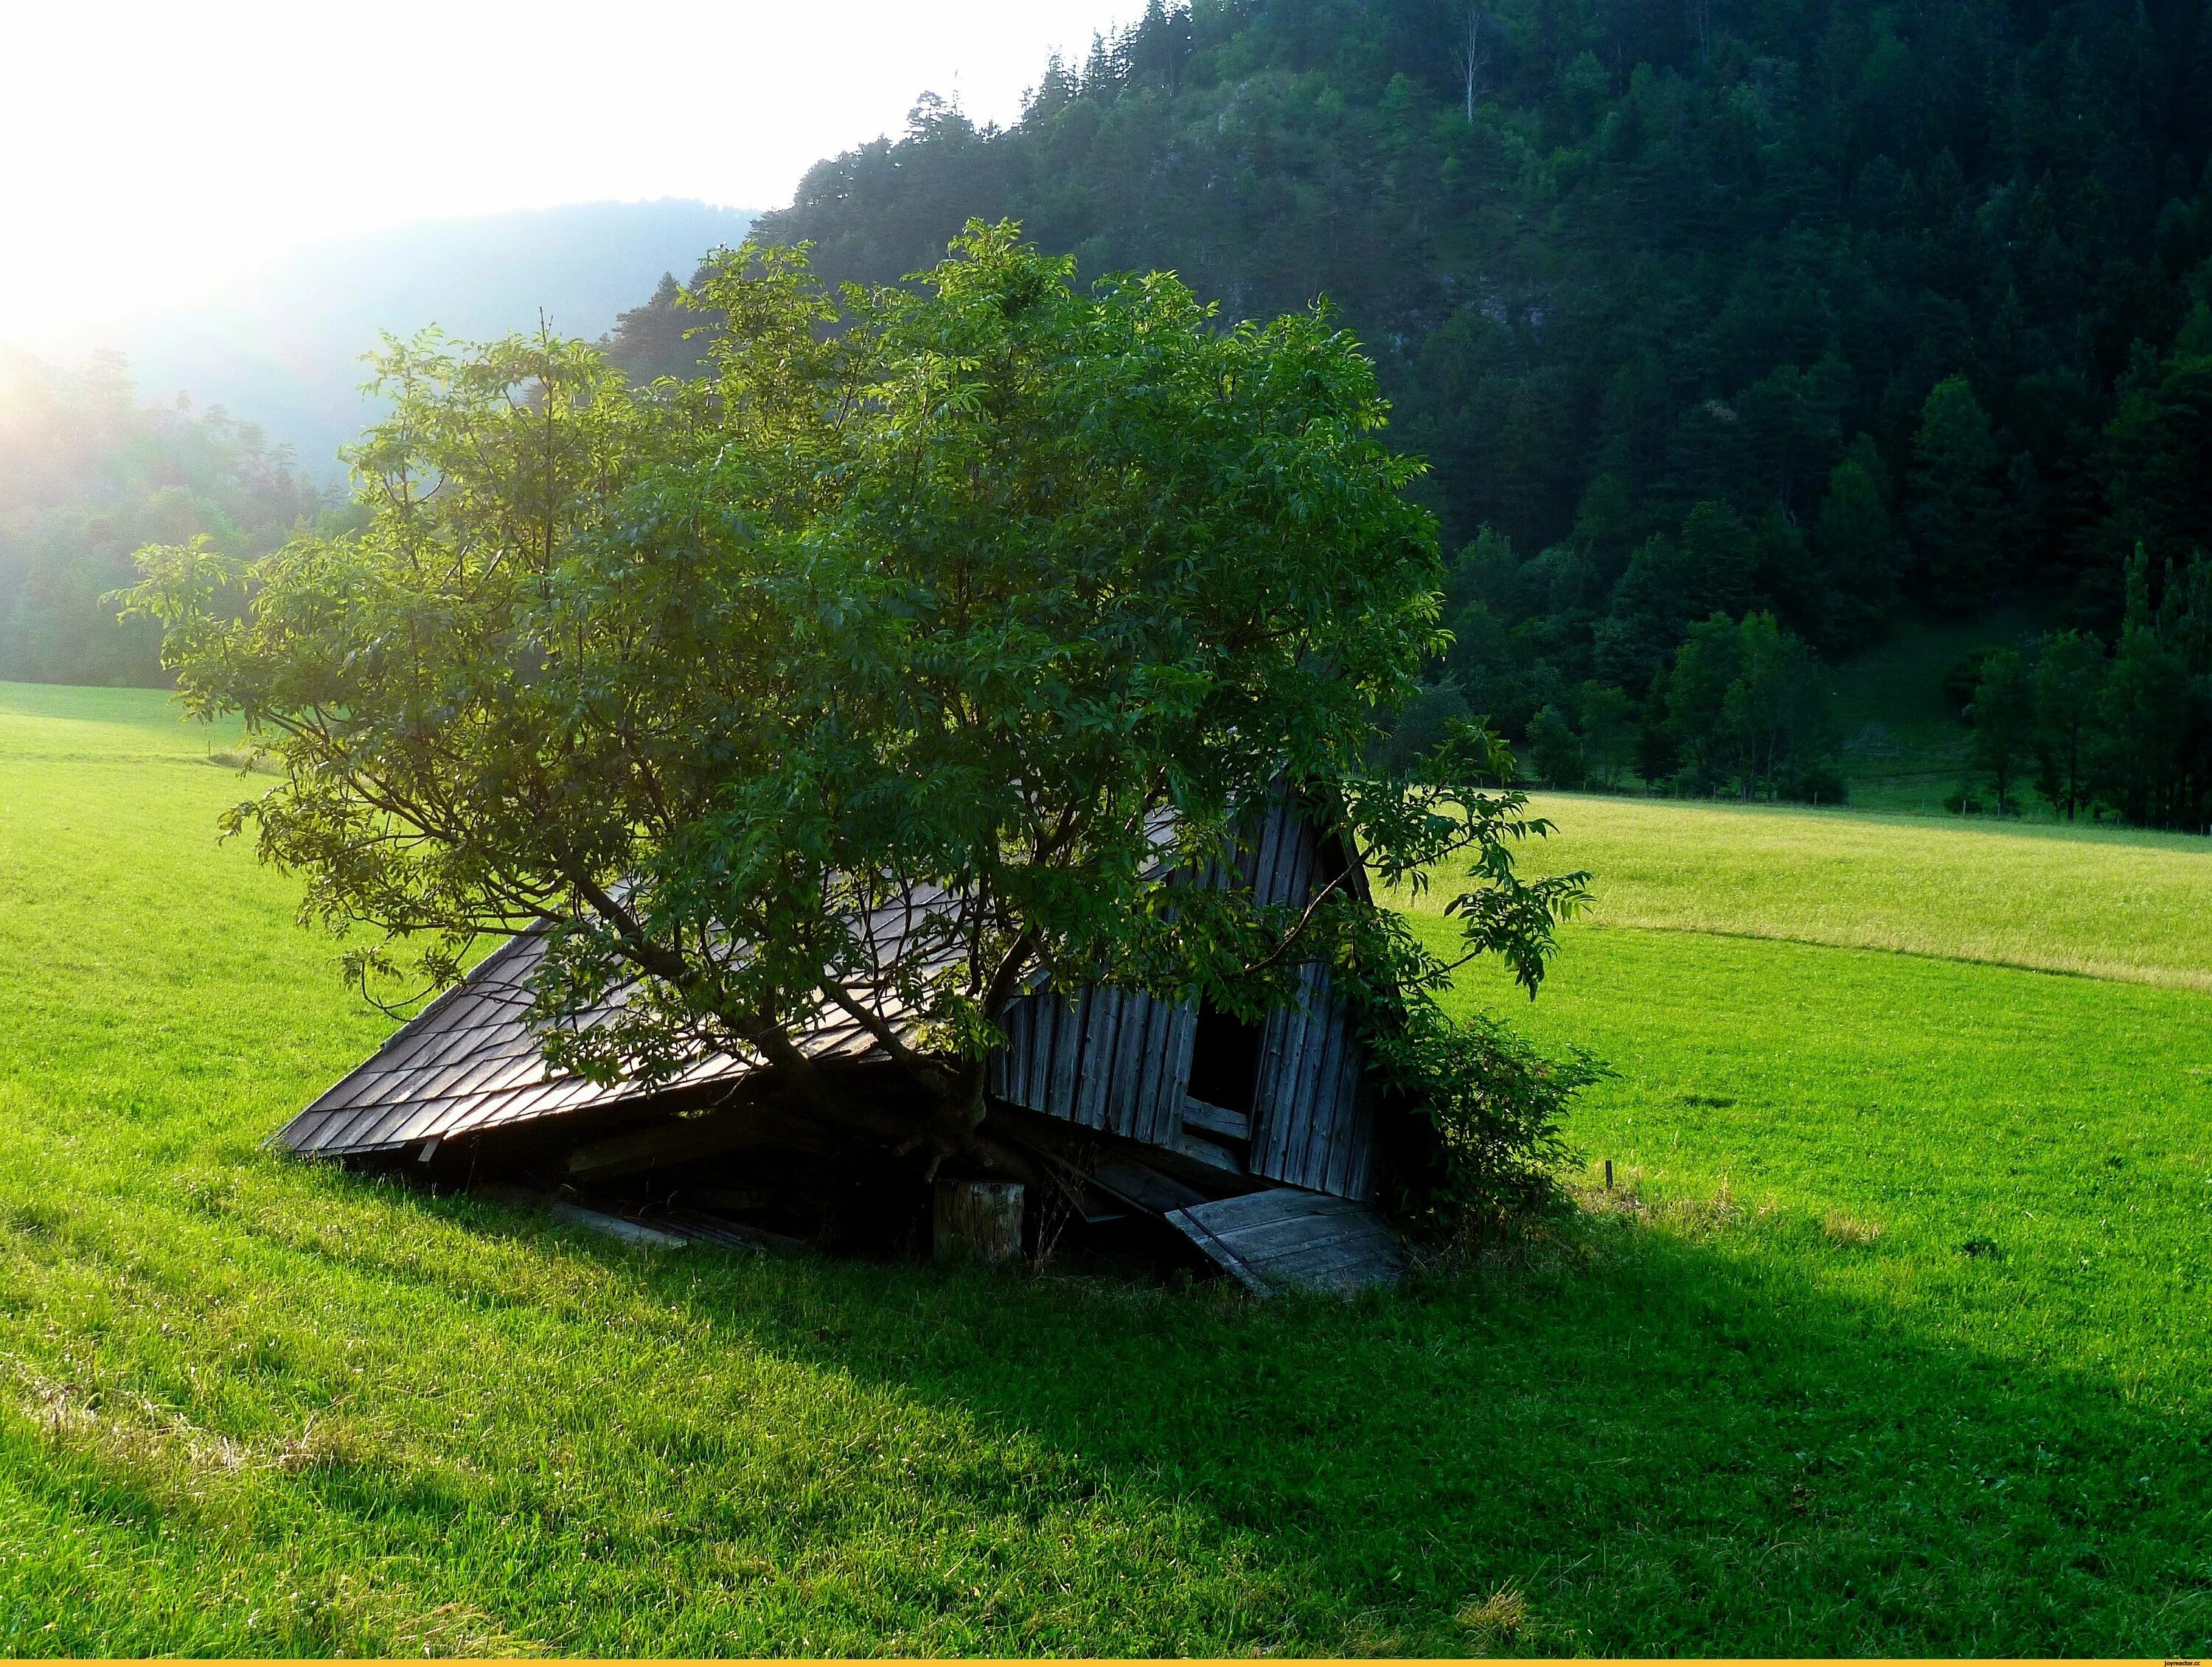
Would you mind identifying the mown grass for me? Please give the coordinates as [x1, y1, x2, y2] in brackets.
[1430, 790, 2212, 991]
[1, 680, 2211, 1654]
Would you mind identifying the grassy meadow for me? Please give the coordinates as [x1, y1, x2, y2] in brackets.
[1, 681, 2210, 1654]
[1458, 790, 2212, 989]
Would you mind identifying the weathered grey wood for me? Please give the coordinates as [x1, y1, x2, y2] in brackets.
[933, 1179, 1025, 1265]
[1151, 998, 1197, 1145]
[1180, 1096, 1251, 1141]
[1177, 1126, 1246, 1174]
[1178, 1186, 1309, 1231]
[1088, 1153, 1208, 1214]
[1251, 964, 1321, 1183]
[991, 1000, 1027, 1106]
[1195, 1201, 1379, 1259]
[551, 1202, 689, 1249]
[1079, 988, 1118, 1132]
[1119, 995, 1157, 1142]
[1128, 1000, 1169, 1146]
[1147, 1002, 1199, 1147]
[1264, 796, 1298, 903]
[1171, 1216, 1270, 1293]
[1245, 798, 1283, 899]
[1280, 807, 1317, 907]
[1045, 990, 1081, 1121]
[1252, 981, 1296, 1153]
[1248, 1232, 1402, 1287]
[1324, 1043, 1372, 1200]
[1107, 988, 1156, 1141]
[1291, 972, 1346, 1187]
[1144, 999, 1177, 1135]
[1166, 1188, 1401, 1295]
[1026, 994, 1053, 1109]
[1283, 970, 1332, 1183]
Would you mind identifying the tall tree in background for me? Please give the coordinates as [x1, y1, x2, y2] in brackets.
[1812, 438, 1900, 646]
[1907, 378, 2006, 613]
[1966, 649, 2035, 815]
[1453, 1, 1489, 122]
[602, 272, 716, 384]
[2032, 631, 2107, 821]
[1723, 614, 1834, 804]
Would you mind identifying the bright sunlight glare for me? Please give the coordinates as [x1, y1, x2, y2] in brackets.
[0, 0, 1125, 349]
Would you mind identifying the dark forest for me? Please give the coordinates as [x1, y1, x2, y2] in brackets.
[607, 0, 2212, 824]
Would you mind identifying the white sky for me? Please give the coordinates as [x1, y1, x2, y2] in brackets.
[0, 0, 1125, 346]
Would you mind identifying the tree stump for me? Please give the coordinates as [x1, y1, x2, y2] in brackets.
[933, 1179, 1025, 1266]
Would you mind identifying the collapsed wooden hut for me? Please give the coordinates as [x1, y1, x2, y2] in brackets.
[275, 796, 1405, 1292]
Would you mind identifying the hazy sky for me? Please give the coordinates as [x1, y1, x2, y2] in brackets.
[4, 0, 1124, 345]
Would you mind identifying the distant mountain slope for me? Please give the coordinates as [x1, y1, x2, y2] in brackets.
[105, 200, 754, 474]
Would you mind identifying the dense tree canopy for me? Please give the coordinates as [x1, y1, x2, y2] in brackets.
[129, 228, 1589, 1200]
[598, 0, 2212, 816]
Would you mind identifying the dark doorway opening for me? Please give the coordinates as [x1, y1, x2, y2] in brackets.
[1186, 1000, 1265, 1114]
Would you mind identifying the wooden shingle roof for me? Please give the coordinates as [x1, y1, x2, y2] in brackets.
[274, 926, 883, 1159]
[276, 790, 1368, 1165]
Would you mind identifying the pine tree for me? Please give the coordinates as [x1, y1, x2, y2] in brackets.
[1907, 377, 2006, 611]
[1965, 648, 2035, 815]
[2031, 630, 2106, 821]
[1813, 436, 1899, 643]
[602, 273, 712, 384]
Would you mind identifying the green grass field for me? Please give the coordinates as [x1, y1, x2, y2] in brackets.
[1445, 790, 2212, 990]
[1, 681, 2210, 1654]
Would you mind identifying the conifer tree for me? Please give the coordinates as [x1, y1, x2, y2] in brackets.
[1907, 377, 2006, 611]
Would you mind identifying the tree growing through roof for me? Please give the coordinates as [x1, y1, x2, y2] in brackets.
[124, 223, 1588, 1200]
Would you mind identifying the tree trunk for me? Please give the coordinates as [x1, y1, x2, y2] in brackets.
[933, 1179, 1025, 1266]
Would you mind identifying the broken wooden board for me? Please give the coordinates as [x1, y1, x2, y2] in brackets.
[1166, 1187, 1404, 1295]
[550, 1201, 689, 1248]
[1082, 1149, 1209, 1215]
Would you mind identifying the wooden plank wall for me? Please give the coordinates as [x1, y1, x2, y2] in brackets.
[1243, 798, 1377, 1201]
[990, 986, 1197, 1149]
[987, 793, 1377, 1202]
[1248, 962, 1374, 1200]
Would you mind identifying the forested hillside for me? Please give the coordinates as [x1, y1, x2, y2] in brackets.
[608, 0, 2212, 821]
[0, 354, 320, 686]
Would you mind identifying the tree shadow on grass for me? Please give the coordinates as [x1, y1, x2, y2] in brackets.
[584, 1200, 2212, 1657]
[173, 1166, 2210, 1655]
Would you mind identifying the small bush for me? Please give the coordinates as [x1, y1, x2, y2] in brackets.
[1371, 1000, 1607, 1236]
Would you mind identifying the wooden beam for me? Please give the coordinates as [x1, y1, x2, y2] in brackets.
[566, 1104, 783, 1178]
[1180, 1096, 1251, 1141]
